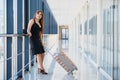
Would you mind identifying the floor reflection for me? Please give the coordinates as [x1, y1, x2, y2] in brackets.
[22, 64, 77, 80]
[22, 52, 77, 80]
[63, 73, 77, 80]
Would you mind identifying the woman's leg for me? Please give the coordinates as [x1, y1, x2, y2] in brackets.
[41, 53, 44, 65]
[37, 54, 43, 69]
[37, 53, 48, 74]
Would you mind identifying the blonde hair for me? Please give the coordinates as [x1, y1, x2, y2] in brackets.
[33, 10, 44, 34]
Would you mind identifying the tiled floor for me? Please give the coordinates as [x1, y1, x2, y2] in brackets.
[20, 52, 97, 80]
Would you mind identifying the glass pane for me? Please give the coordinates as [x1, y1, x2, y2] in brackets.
[65, 29, 69, 39]
[101, 0, 114, 78]
[61, 28, 69, 49]
[88, 0, 97, 63]
[62, 29, 66, 39]
[118, 1, 120, 80]
[0, 0, 6, 80]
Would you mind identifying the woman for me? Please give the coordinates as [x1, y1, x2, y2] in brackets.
[27, 10, 47, 74]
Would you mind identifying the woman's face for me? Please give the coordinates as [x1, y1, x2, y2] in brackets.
[36, 12, 42, 20]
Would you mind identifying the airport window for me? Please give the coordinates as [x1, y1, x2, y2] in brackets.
[101, 0, 114, 79]
[24, 0, 29, 30]
[118, 2, 120, 80]
[84, 21, 87, 34]
[80, 24, 82, 34]
[89, 16, 97, 62]
[0, 0, 6, 80]
[0, 0, 6, 34]
[88, 0, 97, 63]
[42, 1, 44, 13]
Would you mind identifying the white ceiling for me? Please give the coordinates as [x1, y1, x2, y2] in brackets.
[46, 0, 87, 25]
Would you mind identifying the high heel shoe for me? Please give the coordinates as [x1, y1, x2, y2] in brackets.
[38, 68, 48, 75]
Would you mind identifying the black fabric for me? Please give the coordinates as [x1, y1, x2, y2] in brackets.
[30, 21, 45, 55]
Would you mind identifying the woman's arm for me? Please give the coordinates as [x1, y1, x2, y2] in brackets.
[27, 19, 34, 37]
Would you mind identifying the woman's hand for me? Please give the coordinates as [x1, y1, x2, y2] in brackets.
[28, 32, 32, 37]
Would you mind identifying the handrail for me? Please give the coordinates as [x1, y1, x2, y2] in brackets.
[0, 34, 28, 37]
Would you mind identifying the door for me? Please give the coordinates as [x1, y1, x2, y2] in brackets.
[61, 28, 69, 49]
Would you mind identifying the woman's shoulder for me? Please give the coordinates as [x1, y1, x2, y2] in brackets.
[29, 19, 35, 23]
[28, 19, 35, 27]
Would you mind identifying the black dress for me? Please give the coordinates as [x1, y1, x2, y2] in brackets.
[30, 21, 45, 55]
